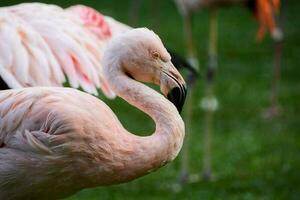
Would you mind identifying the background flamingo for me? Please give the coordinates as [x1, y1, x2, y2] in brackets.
[174, 0, 283, 182]
[0, 3, 114, 97]
[0, 3, 195, 95]
[0, 28, 187, 200]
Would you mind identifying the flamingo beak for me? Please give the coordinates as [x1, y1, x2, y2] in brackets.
[160, 61, 187, 113]
[167, 85, 187, 113]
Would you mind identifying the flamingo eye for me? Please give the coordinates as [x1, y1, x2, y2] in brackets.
[152, 51, 160, 59]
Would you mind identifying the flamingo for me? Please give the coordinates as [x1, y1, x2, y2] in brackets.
[0, 3, 114, 97]
[0, 28, 187, 200]
[174, 0, 282, 181]
[0, 3, 195, 94]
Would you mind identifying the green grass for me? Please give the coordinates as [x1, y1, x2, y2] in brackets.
[1, 0, 299, 199]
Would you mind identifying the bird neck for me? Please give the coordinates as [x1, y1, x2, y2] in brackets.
[102, 64, 185, 184]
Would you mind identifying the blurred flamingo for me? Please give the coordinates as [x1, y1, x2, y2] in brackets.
[0, 28, 187, 200]
[174, 0, 283, 182]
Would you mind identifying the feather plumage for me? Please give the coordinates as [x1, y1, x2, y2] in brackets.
[0, 3, 115, 97]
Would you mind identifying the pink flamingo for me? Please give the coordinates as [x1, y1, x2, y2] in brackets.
[0, 28, 187, 200]
[0, 3, 115, 97]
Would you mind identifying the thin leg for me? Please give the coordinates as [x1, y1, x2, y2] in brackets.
[178, 86, 194, 184]
[177, 11, 200, 184]
[201, 9, 218, 181]
[268, 36, 283, 117]
[178, 70, 198, 184]
[264, 5, 284, 119]
[183, 13, 199, 71]
[202, 97, 213, 180]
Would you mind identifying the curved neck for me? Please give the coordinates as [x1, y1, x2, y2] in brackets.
[102, 63, 185, 183]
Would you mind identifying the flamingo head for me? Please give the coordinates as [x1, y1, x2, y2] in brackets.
[103, 28, 187, 112]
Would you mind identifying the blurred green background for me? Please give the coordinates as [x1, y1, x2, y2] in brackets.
[1, 0, 299, 199]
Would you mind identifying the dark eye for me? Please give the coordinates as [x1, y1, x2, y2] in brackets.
[152, 51, 160, 59]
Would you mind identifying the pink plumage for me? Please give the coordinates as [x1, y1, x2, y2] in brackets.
[0, 3, 116, 98]
[0, 28, 187, 200]
[67, 5, 112, 39]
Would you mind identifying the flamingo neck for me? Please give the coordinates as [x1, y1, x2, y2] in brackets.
[101, 63, 185, 184]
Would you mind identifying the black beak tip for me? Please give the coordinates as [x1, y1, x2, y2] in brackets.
[167, 86, 187, 113]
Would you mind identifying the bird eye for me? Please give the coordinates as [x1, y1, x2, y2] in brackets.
[152, 51, 160, 59]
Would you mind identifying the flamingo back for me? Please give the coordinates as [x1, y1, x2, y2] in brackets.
[0, 3, 115, 98]
[66, 5, 112, 39]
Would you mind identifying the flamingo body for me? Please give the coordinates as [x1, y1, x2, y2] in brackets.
[0, 87, 117, 199]
[0, 28, 187, 200]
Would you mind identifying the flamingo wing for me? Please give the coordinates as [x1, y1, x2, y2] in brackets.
[66, 5, 131, 36]
[0, 88, 89, 200]
[0, 10, 59, 89]
[0, 89, 49, 154]
[0, 3, 115, 98]
[0, 87, 100, 163]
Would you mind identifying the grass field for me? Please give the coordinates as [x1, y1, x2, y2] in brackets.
[1, 0, 299, 199]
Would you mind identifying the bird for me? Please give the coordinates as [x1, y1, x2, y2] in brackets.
[0, 28, 187, 200]
[0, 3, 114, 97]
[0, 3, 196, 94]
[174, 0, 282, 182]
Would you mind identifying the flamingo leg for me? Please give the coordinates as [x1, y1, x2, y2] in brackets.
[271, 7, 285, 117]
[178, 71, 198, 184]
[177, 12, 199, 184]
[267, 34, 283, 117]
[183, 13, 200, 70]
[178, 88, 193, 184]
[264, 5, 284, 119]
[201, 9, 218, 181]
